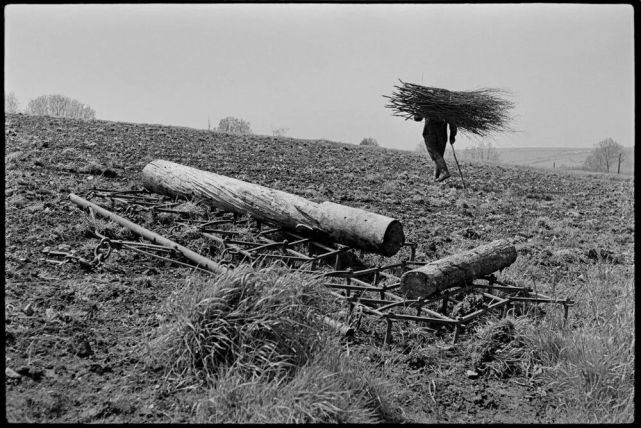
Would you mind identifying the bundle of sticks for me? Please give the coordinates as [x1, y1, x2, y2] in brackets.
[384, 80, 514, 137]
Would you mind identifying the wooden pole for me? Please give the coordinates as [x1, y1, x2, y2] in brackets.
[69, 193, 227, 275]
[618, 153, 622, 174]
[450, 142, 466, 190]
[142, 159, 405, 256]
[400, 239, 517, 298]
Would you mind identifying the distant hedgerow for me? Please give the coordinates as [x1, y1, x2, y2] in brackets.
[216, 116, 253, 134]
[360, 138, 379, 147]
[26, 94, 95, 120]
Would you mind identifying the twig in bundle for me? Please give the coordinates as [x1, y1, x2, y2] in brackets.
[384, 80, 514, 137]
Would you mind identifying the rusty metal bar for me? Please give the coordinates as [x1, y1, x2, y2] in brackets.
[384, 318, 393, 344]
[253, 253, 312, 261]
[452, 323, 462, 343]
[346, 297, 394, 306]
[386, 312, 458, 324]
[508, 296, 570, 304]
[315, 247, 350, 260]
[202, 229, 241, 236]
[467, 282, 533, 293]
[123, 244, 215, 275]
[349, 262, 407, 278]
[459, 297, 510, 323]
[256, 227, 283, 236]
[257, 236, 312, 260]
[324, 282, 384, 293]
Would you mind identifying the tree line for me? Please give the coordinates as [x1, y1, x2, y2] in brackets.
[5, 92, 96, 120]
[6, 91, 627, 174]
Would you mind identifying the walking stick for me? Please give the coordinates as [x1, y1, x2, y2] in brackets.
[449, 142, 467, 190]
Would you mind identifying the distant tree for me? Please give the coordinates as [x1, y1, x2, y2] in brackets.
[272, 127, 289, 137]
[217, 116, 253, 134]
[25, 94, 95, 120]
[5, 92, 20, 114]
[360, 137, 379, 147]
[584, 138, 624, 173]
[461, 142, 500, 162]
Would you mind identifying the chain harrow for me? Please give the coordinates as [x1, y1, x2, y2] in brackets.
[47, 187, 573, 343]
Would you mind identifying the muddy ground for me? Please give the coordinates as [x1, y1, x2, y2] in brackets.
[4, 114, 634, 422]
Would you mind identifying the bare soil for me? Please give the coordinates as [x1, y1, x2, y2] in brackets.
[4, 113, 634, 422]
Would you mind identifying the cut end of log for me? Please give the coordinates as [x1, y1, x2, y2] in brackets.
[382, 220, 405, 257]
[400, 271, 438, 299]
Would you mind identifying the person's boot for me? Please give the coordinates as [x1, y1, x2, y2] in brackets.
[437, 169, 451, 182]
[435, 157, 450, 181]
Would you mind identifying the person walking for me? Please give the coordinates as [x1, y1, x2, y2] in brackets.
[414, 114, 457, 182]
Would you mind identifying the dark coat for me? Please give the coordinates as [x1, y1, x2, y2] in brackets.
[423, 118, 457, 156]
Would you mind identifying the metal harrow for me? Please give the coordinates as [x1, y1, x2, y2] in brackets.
[58, 188, 573, 343]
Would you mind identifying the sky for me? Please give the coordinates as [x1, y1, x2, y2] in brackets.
[4, 3, 635, 151]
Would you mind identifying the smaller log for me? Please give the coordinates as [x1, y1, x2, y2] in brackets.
[400, 239, 517, 299]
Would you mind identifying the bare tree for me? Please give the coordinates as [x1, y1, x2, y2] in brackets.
[461, 142, 500, 162]
[5, 92, 20, 114]
[584, 138, 624, 173]
[25, 94, 95, 120]
[360, 137, 379, 147]
[272, 127, 289, 137]
[217, 117, 253, 134]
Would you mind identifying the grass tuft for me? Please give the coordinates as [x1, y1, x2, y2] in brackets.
[194, 340, 402, 423]
[146, 264, 337, 385]
[144, 264, 405, 423]
[535, 264, 634, 423]
[469, 317, 540, 378]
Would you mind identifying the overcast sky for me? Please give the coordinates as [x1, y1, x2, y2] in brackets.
[4, 3, 634, 150]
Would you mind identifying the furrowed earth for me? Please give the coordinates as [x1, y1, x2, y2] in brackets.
[4, 114, 634, 423]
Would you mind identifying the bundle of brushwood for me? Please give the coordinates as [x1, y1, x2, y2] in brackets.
[384, 80, 514, 137]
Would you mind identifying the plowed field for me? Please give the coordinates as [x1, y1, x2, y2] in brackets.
[4, 113, 634, 422]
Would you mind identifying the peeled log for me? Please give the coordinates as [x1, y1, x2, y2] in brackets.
[142, 159, 405, 256]
[400, 239, 517, 299]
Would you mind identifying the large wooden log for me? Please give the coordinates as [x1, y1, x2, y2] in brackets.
[141, 159, 405, 256]
[400, 239, 517, 299]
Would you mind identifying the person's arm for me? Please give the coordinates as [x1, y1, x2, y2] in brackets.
[448, 119, 457, 143]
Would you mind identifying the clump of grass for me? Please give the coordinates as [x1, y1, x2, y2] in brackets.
[194, 340, 401, 423]
[145, 264, 405, 423]
[534, 216, 554, 230]
[146, 265, 337, 386]
[532, 263, 634, 423]
[469, 317, 539, 378]
[80, 216, 132, 240]
[7, 194, 28, 209]
[78, 160, 105, 175]
[5, 151, 25, 169]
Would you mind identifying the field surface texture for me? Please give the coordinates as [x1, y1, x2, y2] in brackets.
[4, 114, 635, 423]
